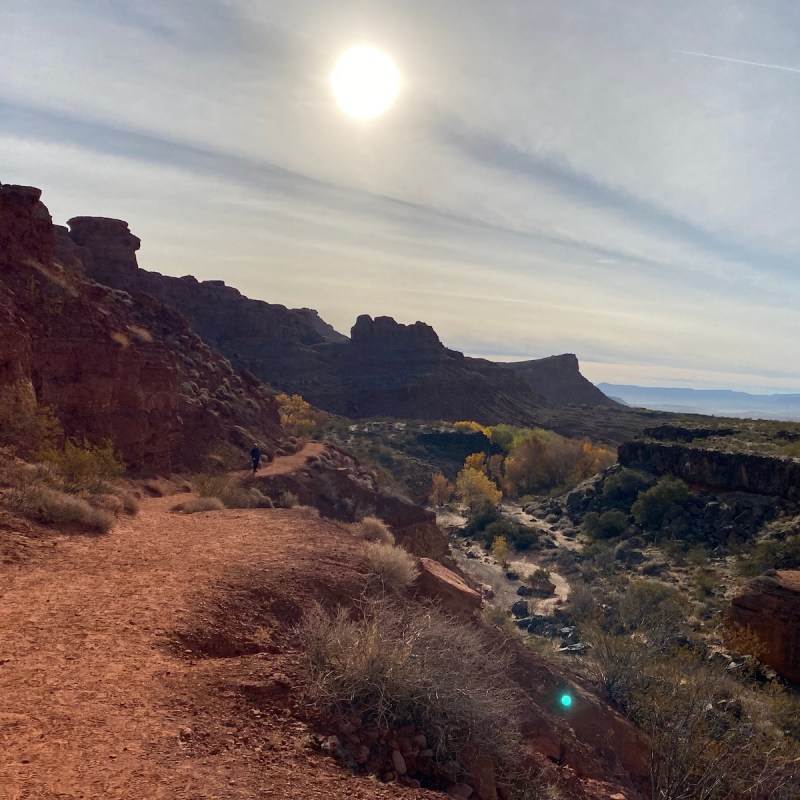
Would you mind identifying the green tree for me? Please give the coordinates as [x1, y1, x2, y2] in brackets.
[631, 476, 689, 530]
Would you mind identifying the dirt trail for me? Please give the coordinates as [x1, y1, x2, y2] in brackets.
[0, 445, 434, 800]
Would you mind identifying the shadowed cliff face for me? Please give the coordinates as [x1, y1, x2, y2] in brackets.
[618, 440, 800, 499]
[63, 217, 621, 431]
[0, 185, 282, 472]
[728, 570, 800, 683]
[509, 354, 619, 408]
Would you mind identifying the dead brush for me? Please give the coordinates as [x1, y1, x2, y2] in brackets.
[363, 541, 419, 590]
[6, 483, 114, 532]
[298, 598, 523, 789]
[353, 515, 395, 544]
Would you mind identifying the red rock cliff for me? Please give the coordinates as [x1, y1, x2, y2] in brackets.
[0, 183, 282, 472]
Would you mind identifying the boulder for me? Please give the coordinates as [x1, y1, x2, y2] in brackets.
[414, 558, 481, 616]
[511, 600, 529, 618]
[727, 570, 800, 682]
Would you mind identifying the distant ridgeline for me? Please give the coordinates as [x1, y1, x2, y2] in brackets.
[600, 383, 800, 422]
[2, 180, 674, 448]
[56, 215, 654, 441]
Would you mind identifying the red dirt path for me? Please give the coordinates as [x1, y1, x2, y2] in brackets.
[0, 447, 436, 800]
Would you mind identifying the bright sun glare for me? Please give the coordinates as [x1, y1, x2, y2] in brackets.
[331, 45, 400, 120]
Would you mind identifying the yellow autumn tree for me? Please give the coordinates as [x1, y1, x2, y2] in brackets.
[464, 452, 487, 473]
[429, 472, 454, 506]
[275, 393, 328, 434]
[455, 467, 502, 513]
[491, 534, 509, 568]
[453, 420, 491, 436]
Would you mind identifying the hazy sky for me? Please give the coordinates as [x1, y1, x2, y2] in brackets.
[2, 1, 800, 393]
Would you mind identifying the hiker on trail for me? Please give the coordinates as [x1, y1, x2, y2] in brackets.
[250, 444, 261, 475]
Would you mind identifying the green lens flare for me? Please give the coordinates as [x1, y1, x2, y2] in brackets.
[560, 693, 572, 707]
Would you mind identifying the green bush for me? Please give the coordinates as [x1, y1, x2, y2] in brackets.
[40, 439, 125, 493]
[601, 469, 652, 511]
[616, 580, 689, 641]
[631, 476, 689, 530]
[583, 510, 628, 540]
[0, 402, 63, 456]
[736, 535, 800, 576]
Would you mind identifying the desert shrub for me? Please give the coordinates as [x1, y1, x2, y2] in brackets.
[39, 439, 125, 493]
[631, 476, 689, 530]
[178, 496, 225, 514]
[565, 580, 594, 622]
[299, 599, 521, 784]
[583, 510, 628, 540]
[194, 474, 254, 508]
[585, 629, 800, 799]
[464, 512, 540, 552]
[0, 401, 62, 456]
[280, 490, 299, 508]
[736, 534, 800, 576]
[120, 491, 139, 515]
[353, 516, 394, 544]
[616, 580, 689, 642]
[483, 605, 512, 628]
[363, 542, 420, 590]
[528, 567, 551, 582]
[7, 484, 114, 532]
[600, 468, 652, 511]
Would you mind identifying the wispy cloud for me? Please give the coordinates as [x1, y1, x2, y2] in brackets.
[437, 117, 799, 275]
[673, 49, 800, 75]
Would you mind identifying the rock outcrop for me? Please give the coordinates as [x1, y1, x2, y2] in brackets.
[509, 354, 617, 407]
[0, 183, 283, 472]
[414, 557, 482, 615]
[618, 440, 800, 499]
[250, 443, 449, 559]
[727, 570, 800, 683]
[61, 217, 625, 434]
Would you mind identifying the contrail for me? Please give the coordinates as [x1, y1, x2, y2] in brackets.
[673, 49, 800, 74]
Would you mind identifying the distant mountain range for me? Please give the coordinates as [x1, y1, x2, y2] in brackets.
[599, 383, 800, 421]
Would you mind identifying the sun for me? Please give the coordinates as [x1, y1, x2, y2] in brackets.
[331, 45, 400, 120]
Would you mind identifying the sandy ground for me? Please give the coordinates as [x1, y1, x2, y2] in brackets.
[0, 445, 437, 800]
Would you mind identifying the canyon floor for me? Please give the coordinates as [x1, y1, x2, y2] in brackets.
[0, 448, 438, 800]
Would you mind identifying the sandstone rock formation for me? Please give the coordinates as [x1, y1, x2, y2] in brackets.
[509, 354, 618, 407]
[414, 557, 482, 615]
[249, 444, 449, 559]
[60, 216, 627, 434]
[0, 183, 282, 472]
[727, 570, 800, 683]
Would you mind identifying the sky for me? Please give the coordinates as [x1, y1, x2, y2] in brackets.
[2, 0, 800, 393]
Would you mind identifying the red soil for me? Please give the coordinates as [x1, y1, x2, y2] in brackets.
[0, 455, 437, 799]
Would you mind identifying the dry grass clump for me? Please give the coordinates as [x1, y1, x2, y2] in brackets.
[298, 599, 521, 785]
[7, 484, 114, 532]
[176, 496, 225, 514]
[194, 475, 271, 509]
[363, 541, 419, 590]
[353, 515, 395, 544]
[120, 491, 139, 515]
